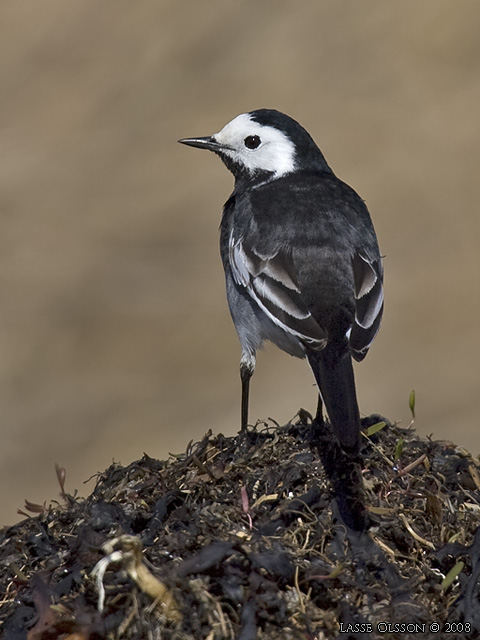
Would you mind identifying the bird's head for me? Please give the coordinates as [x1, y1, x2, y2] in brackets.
[179, 109, 331, 183]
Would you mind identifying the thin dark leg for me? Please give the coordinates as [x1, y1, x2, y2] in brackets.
[240, 364, 252, 431]
[315, 393, 323, 423]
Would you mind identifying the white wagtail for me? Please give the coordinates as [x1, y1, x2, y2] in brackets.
[179, 109, 383, 455]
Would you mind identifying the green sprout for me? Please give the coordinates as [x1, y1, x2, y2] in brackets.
[394, 437, 404, 462]
[409, 389, 416, 420]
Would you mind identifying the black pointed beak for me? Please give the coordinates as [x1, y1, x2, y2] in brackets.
[178, 136, 223, 152]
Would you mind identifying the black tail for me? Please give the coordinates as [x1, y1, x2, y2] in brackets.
[306, 346, 360, 455]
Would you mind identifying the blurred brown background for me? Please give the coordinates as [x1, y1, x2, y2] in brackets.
[1, 0, 479, 526]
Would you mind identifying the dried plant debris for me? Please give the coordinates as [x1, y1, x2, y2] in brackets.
[1, 414, 480, 639]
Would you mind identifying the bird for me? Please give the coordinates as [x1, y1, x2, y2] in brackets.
[179, 109, 383, 456]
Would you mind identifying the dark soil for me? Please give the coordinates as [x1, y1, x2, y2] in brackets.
[1, 413, 479, 639]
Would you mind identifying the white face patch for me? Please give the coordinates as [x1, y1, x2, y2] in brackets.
[213, 113, 297, 178]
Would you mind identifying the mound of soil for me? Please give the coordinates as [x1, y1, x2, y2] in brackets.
[1, 413, 479, 639]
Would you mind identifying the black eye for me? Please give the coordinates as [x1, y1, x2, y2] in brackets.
[244, 135, 261, 149]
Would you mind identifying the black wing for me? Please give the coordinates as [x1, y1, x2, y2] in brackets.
[228, 231, 327, 348]
[349, 251, 384, 361]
